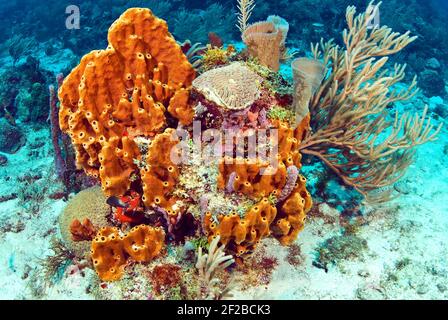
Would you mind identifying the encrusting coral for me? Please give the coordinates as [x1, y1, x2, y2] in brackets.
[58, 8, 196, 199]
[91, 225, 165, 281]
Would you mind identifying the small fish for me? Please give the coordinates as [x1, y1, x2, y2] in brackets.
[106, 196, 129, 209]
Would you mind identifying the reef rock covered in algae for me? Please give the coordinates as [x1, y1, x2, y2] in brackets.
[57, 7, 313, 281]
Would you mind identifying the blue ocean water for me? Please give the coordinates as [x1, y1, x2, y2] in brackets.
[0, 0, 447, 300]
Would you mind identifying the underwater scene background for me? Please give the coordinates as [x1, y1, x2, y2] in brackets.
[0, 0, 447, 299]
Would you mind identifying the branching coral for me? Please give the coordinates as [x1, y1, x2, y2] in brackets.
[236, 0, 256, 34]
[298, 2, 442, 202]
[196, 236, 235, 300]
[40, 237, 75, 285]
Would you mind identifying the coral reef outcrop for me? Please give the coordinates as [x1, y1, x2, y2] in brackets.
[56, 5, 318, 283]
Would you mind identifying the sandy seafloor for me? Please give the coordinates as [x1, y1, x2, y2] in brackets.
[0, 47, 447, 300]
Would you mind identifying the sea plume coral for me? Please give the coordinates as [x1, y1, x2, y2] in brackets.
[236, 0, 256, 34]
[299, 1, 442, 202]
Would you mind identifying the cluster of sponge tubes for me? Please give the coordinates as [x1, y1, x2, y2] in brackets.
[58, 8, 313, 280]
[208, 115, 313, 256]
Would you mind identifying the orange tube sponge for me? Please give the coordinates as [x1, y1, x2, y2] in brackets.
[91, 225, 165, 281]
[272, 175, 313, 245]
[122, 225, 165, 262]
[213, 115, 313, 252]
[58, 8, 195, 197]
[217, 116, 309, 199]
[217, 157, 287, 198]
[91, 227, 126, 281]
[140, 128, 180, 212]
[203, 197, 277, 256]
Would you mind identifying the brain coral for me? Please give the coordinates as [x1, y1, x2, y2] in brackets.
[58, 186, 110, 258]
[192, 62, 263, 111]
[58, 8, 196, 198]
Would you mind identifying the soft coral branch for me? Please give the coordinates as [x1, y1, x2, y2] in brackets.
[49, 73, 65, 179]
[299, 1, 442, 202]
